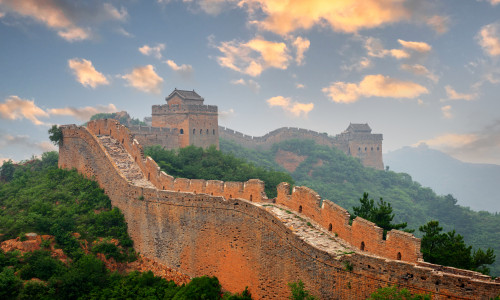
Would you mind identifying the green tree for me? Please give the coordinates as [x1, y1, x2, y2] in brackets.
[368, 285, 430, 300]
[352, 193, 412, 237]
[288, 280, 316, 300]
[0, 267, 23, 299]
[48, 125, 63, 146]
[0, 159, 15, 182]
[419, 221, 495, 274]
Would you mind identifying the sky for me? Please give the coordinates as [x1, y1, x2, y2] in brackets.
[0, 0, 500, 165]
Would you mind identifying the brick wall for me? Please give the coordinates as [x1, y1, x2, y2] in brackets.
[58, 120, 500, 299]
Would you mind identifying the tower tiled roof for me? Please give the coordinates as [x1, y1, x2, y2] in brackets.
[345, 123, 372, 133]
[166, 89, 204, 102]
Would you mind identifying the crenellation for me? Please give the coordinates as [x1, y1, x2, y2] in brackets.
[58, 119, 500, 299]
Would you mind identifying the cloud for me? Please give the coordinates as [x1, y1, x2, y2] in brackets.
[0, 133, 57, 153]
[322, 74, 428, 103]
[239, 0, 410, 35]
[68, 58, 109, 88]
[165, 59, 194, 78]
[230, 78, 261, 92]
[292, 36, 310, 65]
[219, 108, 235, 120]
[295, 83, 305, 89]
[341, 57, 373, 72]
[488, 0, 500, 5]
[400, 64, 438, 82]
[398, 39, 432, 53]
[139, 44, 165, 59]
[444, 85, 477, 101]
[365, 37, 409, 59]
[216, 37, 291, 76]
[122, 65, 164, 94]
[0, 11, 5, 18]
[0, 0, 90, 41]
[426, 15, 449, 34]
[267, 96, 314, 117]
[189, 0, 238, 15]
[441, 105, 452, 119]
[48, 104, 117, 121]
[0, 1, 129, 41]
[413, 121, 500, 164]
[477, 22, 500, 56]
[0, 95, 49, 125]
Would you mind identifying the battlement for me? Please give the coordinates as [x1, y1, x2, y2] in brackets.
[152, 104, 218, 114]
[58, 119, 500, 299]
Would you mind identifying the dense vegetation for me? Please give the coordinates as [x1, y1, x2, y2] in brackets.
[144, 145, 294, 198]
[90, 112, 146, 126]
[367, 285, 430, 300]
[220, 139, 500, 276]
[0, 154, 252, 299]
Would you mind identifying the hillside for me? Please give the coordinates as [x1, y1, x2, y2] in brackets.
[384, 144, 500, 213]
[220, 138, 500, 276]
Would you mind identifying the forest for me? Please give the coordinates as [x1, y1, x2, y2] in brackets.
[220, 139, 500, 276]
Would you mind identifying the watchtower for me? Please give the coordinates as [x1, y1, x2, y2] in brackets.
[152, 89, 219, 149]
[337, 123, 384, 170]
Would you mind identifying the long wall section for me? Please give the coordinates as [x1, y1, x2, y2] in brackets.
[58, 119, 499, 299]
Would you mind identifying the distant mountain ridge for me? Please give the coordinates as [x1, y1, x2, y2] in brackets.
[384, 144, 500, 213]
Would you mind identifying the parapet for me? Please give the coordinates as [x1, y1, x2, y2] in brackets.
[152, 104, 218, 114]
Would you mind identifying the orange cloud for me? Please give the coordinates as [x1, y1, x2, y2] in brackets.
[477, 22, 500, 56]
[322, 74, 428, 103]
[441, 105, 452, 119]
[292, 36, 310, 65]
[267, 96, 313, 117]
[426, 15, 449, 34]
[0, 0, 90, 41]
[414, 133, 477, 149]
[139, 44, 165, 59]
[216, 37, 291, 76]
[400, 64, 438, 82]
[488, 0, 500, 5]
[68, 58, 109, 88]
[398, 39, 432, 52]
[165, 59, 193, 78]
[444, 85, 477, 101]
[48, 104, 117, 121]
[365, 37, 409, 59]
[0, 96, 49, 125]
[122, 65, 163, 94]
[240, 0, 410, 35]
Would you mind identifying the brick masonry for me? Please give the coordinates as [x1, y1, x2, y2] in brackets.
[58, 119, 500, 299]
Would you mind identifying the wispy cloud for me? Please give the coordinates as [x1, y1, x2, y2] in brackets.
[400, 64, 438, 83]
[0, 96, 49, 125]
[0, 133, 57, 152]
[426, 15, 450, 34]
[267, 96, 313, 117]
[230, 78, 260, 92]
[477, 22, 500, 56]
[342, 57, 373, 72]
[139, 44, 166, 59]
[239, 0, 410, 35]
[165, 59, 193, 78]
[365, 37, 409, 59]
[487, 0, 500, 5]
[441, 105, 452, 119]
[295, 83, 305, 89]
[292, 36, 310, 65]
[68, 58, 109, 88]
[48, 104, 117, 121]
[219, 108, 235, 120]
[122, 65, 164, 94]
[0, 1, 128, 41]
[216, 37, 291, 76]
[398, 39, 431, 53]
[444, 85, 477, 101]
[322, 74, 428, 103]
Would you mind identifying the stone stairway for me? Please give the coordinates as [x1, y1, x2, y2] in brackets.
[98, 135, 155, 189]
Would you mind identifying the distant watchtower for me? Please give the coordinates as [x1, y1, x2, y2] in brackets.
[336, 123, 384, 170]
[152, 89, 219, 149]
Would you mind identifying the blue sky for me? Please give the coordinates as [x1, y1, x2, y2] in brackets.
[0, 0, 499, 165]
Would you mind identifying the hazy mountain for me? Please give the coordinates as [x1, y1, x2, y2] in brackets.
[384, 144, 500, 213]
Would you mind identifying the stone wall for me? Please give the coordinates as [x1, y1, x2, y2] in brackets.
[219, 126, 384, 170]
[58, 119, 500, 299]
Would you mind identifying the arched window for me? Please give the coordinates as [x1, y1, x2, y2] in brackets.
[358, 147, 361, 151]
[371, 147, 373, 151]
[360, 241, 365, 251]
[200, 129, 202, 134]
[328, 224, 332, 231]
[397, 252, 402, 260]
[206, 129, 209, 134]
[193, 129, 196, 134]
[364, 147, 367, 151]
[213, 129, 215, 135]
[377, 146, 380, 151]
[148, 173, 150, 180]
[229, 194, 232, 198]
[299, 205, 303, 213]
[250, 195, 253, 201]
[180, 129, 184, 134]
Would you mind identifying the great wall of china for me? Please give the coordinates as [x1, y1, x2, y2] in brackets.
[58, 118, 500, 299]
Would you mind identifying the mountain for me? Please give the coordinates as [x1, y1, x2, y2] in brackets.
[384, 144, 500, 213]
[220, 138, 500, 276]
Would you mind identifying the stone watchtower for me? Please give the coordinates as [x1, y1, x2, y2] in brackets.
[152, 89, 219, 149]
[336, 123, 384, 170]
